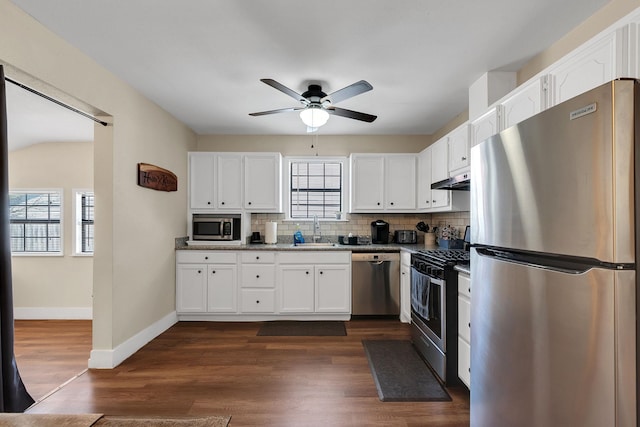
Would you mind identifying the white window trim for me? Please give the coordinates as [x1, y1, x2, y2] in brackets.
[9, 188, 64, 257]
[72, 188, 94, 257]
[282, 156, 350, 222]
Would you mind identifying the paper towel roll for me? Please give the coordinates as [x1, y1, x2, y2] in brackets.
[265, 221, 277, 244]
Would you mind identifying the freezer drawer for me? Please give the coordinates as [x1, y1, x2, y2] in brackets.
[470, 250, 636, 427]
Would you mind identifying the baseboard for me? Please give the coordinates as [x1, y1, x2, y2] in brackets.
[88, 311, 178, 369]
[14, 307, 92, 320]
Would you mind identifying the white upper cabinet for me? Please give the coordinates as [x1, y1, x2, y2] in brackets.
[189, 152, 216, 209]
[470, 106, 503, 148]
[447, 123, 470, 174]
[430, 138, 450, 209]
[350, 155, 384, 211]
[350, 154, 416, 212]
[189, 152, 282, 213]
[417, 147, 432, 210]
[216, 153, 243, 210]
[384, 155, 417, 210]
[244, 153, 282, 212]
[501, 76, 549, 130]
[549, 27, 628, 105]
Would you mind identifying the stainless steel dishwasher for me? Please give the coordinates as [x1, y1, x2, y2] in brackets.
[351, 252, 400, 315]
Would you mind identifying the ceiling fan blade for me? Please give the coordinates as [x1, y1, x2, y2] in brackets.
[260, 79, 308, 104]
[322, 80, 373, 105]
[327, 107, 377, 123]
[249, 107, 304, 116]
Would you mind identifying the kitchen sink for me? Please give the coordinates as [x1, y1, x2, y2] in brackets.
[290, 242, 338, 247]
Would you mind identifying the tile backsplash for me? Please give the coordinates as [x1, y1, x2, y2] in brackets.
[250, 211, 470, 243]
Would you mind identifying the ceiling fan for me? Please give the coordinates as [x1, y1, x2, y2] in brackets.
[249, 79, 377, 132]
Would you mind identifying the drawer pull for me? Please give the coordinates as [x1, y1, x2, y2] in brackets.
[256, 300, 260, 304]
[306, 271, 309, 275]
[256, 256, 260, 260]
[468, 322, 471, 328]
[197, 270, 201, 274]
[212, 271, 216, 274]
[256, 275, 260, 278]
[320, 271, 324, 275]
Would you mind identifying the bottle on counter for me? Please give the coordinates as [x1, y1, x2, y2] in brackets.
[293, 224, 305, 245]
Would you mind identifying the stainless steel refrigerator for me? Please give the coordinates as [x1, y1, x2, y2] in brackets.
[470, 79, 637, 427]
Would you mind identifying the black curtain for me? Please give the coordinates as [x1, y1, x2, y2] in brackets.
[0, 66, 34, 412]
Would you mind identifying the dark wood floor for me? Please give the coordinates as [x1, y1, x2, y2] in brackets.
[16, 319, 470, 426]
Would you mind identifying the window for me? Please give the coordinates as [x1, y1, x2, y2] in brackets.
[288, 159, 346, 219]
[74, 190, 94, 255]
[9, 190, 62, 254]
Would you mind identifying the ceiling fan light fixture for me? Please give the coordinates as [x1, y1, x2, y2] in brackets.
[299, 106, 329, 128]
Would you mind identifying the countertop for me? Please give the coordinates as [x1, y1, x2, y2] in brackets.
[176, 240, 432, 253]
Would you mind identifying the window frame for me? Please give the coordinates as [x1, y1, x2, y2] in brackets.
[283, 157, 350, 221]
[9, 189, 64, 257]
[72, 189, 94, 256]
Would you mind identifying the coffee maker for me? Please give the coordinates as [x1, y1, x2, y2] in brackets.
[371, 220, 390, 244]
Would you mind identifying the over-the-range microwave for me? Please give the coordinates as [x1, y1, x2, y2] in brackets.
[192, 214, 241, 241]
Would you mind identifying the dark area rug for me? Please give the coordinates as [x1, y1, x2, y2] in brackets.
[257, 321, 346, 336]
[362, 339, 451, 402]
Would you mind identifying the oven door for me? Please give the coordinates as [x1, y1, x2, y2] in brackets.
[410, 267, 446, 351]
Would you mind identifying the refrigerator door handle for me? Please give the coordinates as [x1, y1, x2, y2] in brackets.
[474, 246, 623, 274]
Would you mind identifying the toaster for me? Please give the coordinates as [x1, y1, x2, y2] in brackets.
[394, 230, 417, 244]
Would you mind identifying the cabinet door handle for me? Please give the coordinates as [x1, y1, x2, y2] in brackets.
[432, 200, 437, 203]
[212, 271, 216, 274]
[468, 322, 471, 328]
[256, 300, 260, 304]
[306, 271, 309, 275]
[377, 202, 381, 206]
[462, 156, 467, 161]
[468, 288, 471, 293]
[221, 201, 225, 205]
[248, 201, 252, 205]
[207, 201, 211, 205]
[390, 202, 394, 206]
[197, 270, 202, 274]
[256, 275, 260, 278]
[320, 271, 324, 275]
[204, 256, 208, 260]
[256, 256, 260, 260]
[426, 200, 430, 204]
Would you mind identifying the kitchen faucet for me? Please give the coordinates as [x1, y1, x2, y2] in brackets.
[312, 215, 321, 242]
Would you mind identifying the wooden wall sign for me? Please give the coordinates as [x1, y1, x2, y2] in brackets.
[137, 163, 178, 192]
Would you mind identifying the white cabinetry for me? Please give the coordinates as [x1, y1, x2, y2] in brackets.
[501, 76, 549, 130]
[549, 28, 628, 105]
[400, 250, 411, 323]
[278, 251, 351, 315]
[244, 153, 282, 212]
[470, 106, 502, 148]
[176, 251, 238, 314]
[417, 147, 432, 210]
[417, 139, 469, 213]
[189, 153, 216, 209]
[188, 152, 282, 214]
[447, 123, 470, 174]
[457, 271, 471, 389]
[350, 154, 416, 212]
[240, 251, 276, 313]
[216, 153, 243, 210]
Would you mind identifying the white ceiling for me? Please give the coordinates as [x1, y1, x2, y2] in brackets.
[8, 0, 610, 140]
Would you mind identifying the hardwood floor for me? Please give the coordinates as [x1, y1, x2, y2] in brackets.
[17, 319, 470, 426]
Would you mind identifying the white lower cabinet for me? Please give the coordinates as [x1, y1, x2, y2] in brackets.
[457, 271, 471, 388]
[177, 250, 351, 320]
[278, 251, 351, 315]
[176, 251, 238, 314]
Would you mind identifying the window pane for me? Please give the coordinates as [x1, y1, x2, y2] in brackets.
[290, 161, 342, 219]
[9, 191, 62, 254]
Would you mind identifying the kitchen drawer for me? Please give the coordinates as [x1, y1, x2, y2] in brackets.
[458, 273, 471, 298]
[242, 265, 275, 288]
[240, 251, 276, 264]
[176, 251, 237, 264]
[278, 251, 350, 264]
[458, 295, 471, 342]
[458, 336, 471, 388]
[241, 289, 276, 313]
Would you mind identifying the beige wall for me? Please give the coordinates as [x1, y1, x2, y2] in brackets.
[9, 142, 93, 313]
[197, 135, 431, 155]
[0, 0, 197, 362]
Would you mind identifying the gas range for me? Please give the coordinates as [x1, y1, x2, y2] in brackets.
[416, 249, 470, 266]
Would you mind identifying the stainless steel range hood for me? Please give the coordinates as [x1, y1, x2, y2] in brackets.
[431, 171, 470, 191]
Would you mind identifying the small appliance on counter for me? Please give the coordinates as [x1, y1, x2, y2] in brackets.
[394, 230, 417, 244]
[250, 231, 263, 244]
[371, 220, 390, 244]
[192, 213, 241, 241]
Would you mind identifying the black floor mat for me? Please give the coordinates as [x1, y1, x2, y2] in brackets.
[362, 339, 451, 402]
[257, 321, 347, 336]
